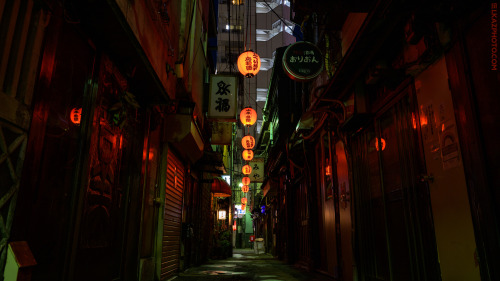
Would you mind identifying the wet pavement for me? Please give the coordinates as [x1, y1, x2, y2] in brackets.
[173, 248, 334, 281]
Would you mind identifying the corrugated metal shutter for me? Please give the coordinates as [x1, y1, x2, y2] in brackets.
[161, 152, 185, 280]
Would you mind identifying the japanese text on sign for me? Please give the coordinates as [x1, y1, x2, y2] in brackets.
[249, 158, 264, 182]
[208, 75, 238, 120]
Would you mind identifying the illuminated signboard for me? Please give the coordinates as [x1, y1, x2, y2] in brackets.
[283, 41, 324, 82]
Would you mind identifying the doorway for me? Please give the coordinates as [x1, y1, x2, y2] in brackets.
[352, 85, 440, 281]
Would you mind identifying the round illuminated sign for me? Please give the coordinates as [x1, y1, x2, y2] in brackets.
[283, 41, 324, 81]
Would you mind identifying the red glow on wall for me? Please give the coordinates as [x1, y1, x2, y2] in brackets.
[143, 148, 154, 161]
[325, 164, 332, 176]
[412, 113, 417, 129]
[420, 115, 428, 126]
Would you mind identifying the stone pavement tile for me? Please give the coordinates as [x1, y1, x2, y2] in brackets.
[174, 248, 334, 281]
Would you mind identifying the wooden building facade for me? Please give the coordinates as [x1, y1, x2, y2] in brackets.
[0, 0, 219, 280]
[257, 1, 499, 281]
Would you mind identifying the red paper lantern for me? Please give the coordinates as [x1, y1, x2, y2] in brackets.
[241, 197, 247, 204]
[70, 108, 82, 124]
[242, 150, 254, 161]
[242, 185, 249, 193]
[241, 203, 246, 210]
[233, 221, 237, 231]
[237, 50, 261, 78]
[241, 135, 255, 149]
[375, 138, 386, 151]
[242, 177, 250, 185]
[240, 107, 257, 126]
[242, 164, 252, 175]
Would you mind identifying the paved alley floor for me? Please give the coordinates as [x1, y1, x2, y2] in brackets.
[173, 248, 334, 281]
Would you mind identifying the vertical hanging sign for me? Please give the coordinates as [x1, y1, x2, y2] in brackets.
[249, 158, 264, 182]
[208, 74, 238, 121]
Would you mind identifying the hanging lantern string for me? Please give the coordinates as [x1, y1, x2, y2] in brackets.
[244, 0, 250, 51]
[249, 0, 252, 51]
[247, 77, 251, 137]
[247, 76, 251, 109]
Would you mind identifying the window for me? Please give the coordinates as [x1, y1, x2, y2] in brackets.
[219, 0, 244, 4]
[222, 24, 243, 33]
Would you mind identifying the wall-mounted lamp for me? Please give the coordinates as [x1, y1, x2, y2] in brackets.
[218, 210, 227, 220]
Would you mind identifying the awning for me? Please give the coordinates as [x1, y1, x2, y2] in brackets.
[170, 118, 205, 164]
[194, 151, 226, 174]
[211, 177, 231, 197]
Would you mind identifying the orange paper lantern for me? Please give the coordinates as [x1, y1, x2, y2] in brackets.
[241, 197, 247, 204]
[70, 108, 82, 124]
[242, 150, 254, 161]
[237, 50, 261, 78]
[241, 135, 255, 149]
[242, 164, 252, 175]
[240, 107, 257, 126]
[242, 177, 250, 186]
[242, 185, 249, 193]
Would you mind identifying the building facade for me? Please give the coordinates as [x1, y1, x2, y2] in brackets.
[258, 1, 499, 280]
[0, 0, 221, 280]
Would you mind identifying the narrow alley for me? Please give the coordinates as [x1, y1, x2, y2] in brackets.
[0, 0, 498, 281]
[175, 249, 333, 281]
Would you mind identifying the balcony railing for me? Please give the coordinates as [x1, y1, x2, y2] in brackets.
[256, 0, 281, 13]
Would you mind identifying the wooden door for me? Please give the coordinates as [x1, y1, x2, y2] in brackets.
[415, 58, 480, 280]
[318, 132, 337, 277]
[161, 151, 185, 280]
[335, 140, 353, 281]
[352, 88, 440, 281]
[74, 54, 136, 281]
[294, 178, 310, 266]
